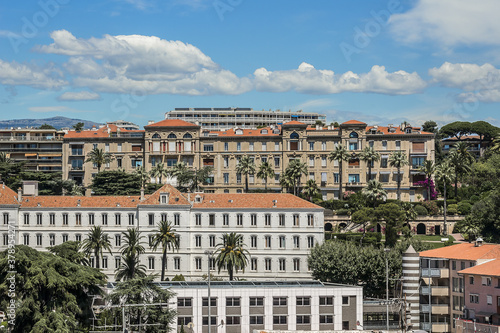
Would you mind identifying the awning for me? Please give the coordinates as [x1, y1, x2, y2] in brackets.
[476, 312, 496, 317]
[393, 170, 404, 174]
[25, 153, 37, 157]
[379, 171, 391, 175]
[39, 153, 62, 157]
[410, 170, 424, 175]
[366, 171, 378, 175]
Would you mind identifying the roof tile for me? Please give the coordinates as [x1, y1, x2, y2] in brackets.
[419, 243, 500, 260]
[192, 193, 322, 209]
[145, 119, 200, 128]
[458, 259, 500, 277]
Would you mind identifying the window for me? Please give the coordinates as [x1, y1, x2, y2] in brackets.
[274, 142, 280, 151]
[412, 157, 425, 168]
[115, 213, 121, 225]
[334, 173, 339, 183]
[174, 214, 180, 226]
[349, 142, 358, 150]
[279, 258, 286, 271]
[209, 235, 216, 247]
[293, 258, 300, 271]
[262, 142, 267, 151]
[62, 234, 68, 242]
[469, 276, 474, 285]
[382, 140, 387, 150]
[117, 158, 122, 168]
[148, 214, 154, 226]
[207, 214, 215, 226]
[251, 258, 257, 271]
[62, 213, 68, 225]
[320, 296, 333, 305]
[273, 316, 287, 325]
[75, 234, 81, 242]
[249, 142, 254, 151]
[177, 298, 192, 307]
[307, 236, 315, 248]
[102, 213, 108, 225]
[279, 214, 285, 226]
[128, 214, 134, 226]
[36, 234, 42, 246]
[320, 315, 334, 323]
[348, 174, 360, 183]
[224, 142, 229, 151]
[293, 214, 299, 226]
[23, 234, 29, 245]
[264, 214, 271, 226]
[250, 316, 264, 325]
[49, 234, 55, 246]
[251, 214, 257, 226]
[195, 214, 201, 226]
[2, 234, 7, 246]
[265, 236, 272, 248]
[279, 236, 286, 248]
[226, 316, 240, 325]
[461, 261, 466, 270]
[296, 315, 310, 324]
[102, 256, 108, 269]
[3, 213, 8, 224]
[237, 142, 241, 151]
[174, 257, 180, 270]
[321, 156, 327, 167]
[273, 297, 287, 306]
[161, 213, 167, 222]
[249, 174, 254, 184]
[293, 236, 300, 248]
[487, 295, 492, 305]
[226, 297, 240, 307]
[36, 213, 42, 225]
[380, 157, 388, 168]
[482, 277, 492, 286]
[24, 213, 29, 225]
[115, 257, 121, 269]
[177, 317, 192, 326]
[195, 257, 202, 270]
[114, 234, 121, 247]
[469, 294, 479, 304]
[342, 296, 350, 305]
[274, 157, 280, 168]
[307, 214, 314, 226]
[250, 297, 264, 306]
[223, 173, 229, 184]
[265, 258, 272, 271]
[296, 296, 310, 306]
[452, 260, 456, 270]
[203, 144, 214, 152]
[251, 235, 257, 248]
[202, 297, 217, 307]
[237, 214, 243, 226]
[202, 317, 217, 326]
[88, 213, 94, 225]
[395, 140, 401, 150]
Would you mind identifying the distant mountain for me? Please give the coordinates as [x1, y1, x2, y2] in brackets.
[0, 116, 102, 130]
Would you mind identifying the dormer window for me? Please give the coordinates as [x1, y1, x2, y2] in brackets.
[370, 129, 377, 134]
[195, 195, 202, 203]
[389, 128, 396, 133]
[235, 129, 243, 135]
[405, 128, 412, 134]
[160, 192, 170, 204]
[260, 129, 268, 134]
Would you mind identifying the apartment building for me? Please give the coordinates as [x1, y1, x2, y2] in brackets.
[0, 127, 65, 172]
[164, 107, 327, 130]
[419, 242, 500, 333]
[137, 280, 362, 333]
[442, 135, 492, 159]
[0, 183, 324, 281]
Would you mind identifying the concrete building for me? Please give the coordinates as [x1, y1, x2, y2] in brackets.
[135, 280, 363, 333]
[0, 183, 324, 281]
[164, 107, 327, 130]
[418, 242, 500, 333]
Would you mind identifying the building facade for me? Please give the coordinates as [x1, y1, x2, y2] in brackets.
[0, 183, 324, 281]
[164, 107, 327, 130]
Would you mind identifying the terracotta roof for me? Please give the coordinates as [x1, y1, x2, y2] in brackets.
[145, 119, 199, 128]
[282, 120, 307, 126]
[366, 126, 433, 135]
[20, 195, 142, 208]
[419, 243, 500, 261]
[140, 184, 190, 205]
[210, 127, 280, 137]
[0, 185, 19, 205]
[192, 193, 322, 209]
[341, 120, 367, 125]
[64, 125, 144, 138]
[458, 259, 500, 277]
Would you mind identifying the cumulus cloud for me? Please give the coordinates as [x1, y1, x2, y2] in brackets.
[29, 106, 82, 113]
[254, 62, 426, 95]
[389, 0, 500, 47]
[0, 59, 66, 90]
[58, 91, 101, 101]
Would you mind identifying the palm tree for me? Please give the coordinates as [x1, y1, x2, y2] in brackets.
[389, 151, 409, 201]
[236, 156, 256, 193]
[284, 159, 308, 196]
[115, 253, 147, 281]
[279, 173, 294, 194]
[190, 166, 214, 192]
[85, 147, 113, 172]
[448, 142, 474, 198]
[362, 179, 387, 207]
[151, 220, 179, 281]
[214, 232, 250, 281]
[134, 166, 149, 188]
[435, 161, 453, 236]
[329, 145, 350, 200]
[81, 226, 112, 270]
[359, 146, 380, 181]
[120, 228, 145, 257]
[0, 152, 11, 163]
[150, 162, 169, 184]
[491, 134, 500, 154]
[419, 160, 435, 200]
[256, 161, 274, 192]
[302, 179, 320, 201]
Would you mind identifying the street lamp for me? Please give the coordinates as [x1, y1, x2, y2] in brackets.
[204, 250, 213, 333]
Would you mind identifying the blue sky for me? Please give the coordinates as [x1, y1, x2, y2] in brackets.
[1, 0, 500, 128]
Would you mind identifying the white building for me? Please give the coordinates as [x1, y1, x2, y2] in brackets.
[0, 183, 324, 281]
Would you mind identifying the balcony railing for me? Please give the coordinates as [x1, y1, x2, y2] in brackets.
[0, 136, 63, 142]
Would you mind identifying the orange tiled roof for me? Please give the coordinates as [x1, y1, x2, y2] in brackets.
[342, 120, 367, 125]
[419, 243, 500, 261]
[192, 193, 322, 209]
[458, 259, 500, 277]
[210, 127, 280, 137]
[64, 125, 144, 138]
[20, 195, 142, 208]
[282, 120, 307, 126]
[140, 184, 190, 205]
[0, 185, 19, 205]
[366, 126, 433, 135]
[145, 119, 200, 128]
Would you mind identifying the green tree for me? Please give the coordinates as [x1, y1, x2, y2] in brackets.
[215, 232, 250, 281]
[302, 179, 320, 202]
[389, 151, 409, 201]
[440, 121, 472, 140]
[236, 155, 256, 193]
[465, 188, 500, 243]
[189, 166, 214, 192]
[90, 170, 143, 195]
[151, 220, 179, 281]
[0, 246, 106, 333]
[362, 179, 387, 207]
[115, 254, 147, 281]
[422, 120, 438, 133]
[256, 161, 274, 192]
[435, 161, 453, 235]
[49, 241, 88, 265]
[72, 122, 85, 131]
[121, 228, 145, 257]
[491, 133, 500, 154]
[351, 207, 376, 245]
[284, 159, 308, 196]
[81, 226, 113, 270]
[85, 147, 113, 173]
[419, 159, 435, 200]
[150, 162, 169, 184]
[279, 172, 294, 194]
[39, 123, 56, 129]
[375, 203, 406, 247]
[360, 146, 380, 181]
[329, 145, 350, 199]
[448, 142, 474, 198]
[0, 152, 11, 164]
[134, 166, 150, 188]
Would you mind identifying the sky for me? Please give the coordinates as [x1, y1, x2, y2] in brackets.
[1, 0, 500, 128]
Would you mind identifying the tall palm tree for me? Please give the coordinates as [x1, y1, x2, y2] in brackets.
[81, 226, 112, 270]
[151, 220, 179, 281]
[302, 179, 320, 201]
[448, 142, 474, 198]
[120, 228, 145, 257]
[389, 151, 409, 201]
[419, 160, 435, 200]
[85, 147, 113, 172]
[134, 166, 149, 188]
[0, 152, 11, 163]
[150, 162, 169, 184]
[435, 161, 453, 236]
[190, 166, 214, 192]
[214, 232, 250, 281]
[279, 173, 294, 194]
[359, 146, 380, 181]
[256, 161, 274, 192]
[115, 253, 147, 282]
[236, 156, 256, 193]
[284, 159, 308, 196]
[362, 179, 387, 207]
[329, 144, 350, 200]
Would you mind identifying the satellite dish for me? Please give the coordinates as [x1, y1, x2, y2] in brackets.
[187, 322, 194, 329]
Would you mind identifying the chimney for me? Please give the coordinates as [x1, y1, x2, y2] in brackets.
[148, 120, 155, 125]
[187, 190, 191, 203]
[475, 237, 483, 247]
[18, 187, 22, 202]
[140, 187, 145, 201]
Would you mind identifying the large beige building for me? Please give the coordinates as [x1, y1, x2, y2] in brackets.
[63, 118, 435, 201]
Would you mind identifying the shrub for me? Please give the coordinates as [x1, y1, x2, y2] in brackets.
[447, 204, 458, 215]
[447, 199, 457, 205]
[335, 208, 349, 215]
[457, 201, 472, 215]
[434, 200, 445, 208]
[469, 195, 480, 204]
[414, 205, 428, 216]
[421, 200, 439, 215]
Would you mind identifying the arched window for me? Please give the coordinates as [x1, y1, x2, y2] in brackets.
[349, 132, 358, 138]
[183, 133, 192, 139]
[290, 132, 299, 139]
[152, 133, 160, 139]
[167, 133, 177, 139]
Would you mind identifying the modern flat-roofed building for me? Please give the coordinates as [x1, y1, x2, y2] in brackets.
[164, 107, 327, 130]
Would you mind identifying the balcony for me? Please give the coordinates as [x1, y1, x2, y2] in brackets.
[422, 268, 449, 278]
[69, 166, 84, 172]
[432, 305, 450, 315]
[432, 323, 451, 332]
[421, 286, 449, 296]
[0, 136, 63, 142]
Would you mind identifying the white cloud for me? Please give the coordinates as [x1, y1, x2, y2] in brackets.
[58, 91, 101, 101]
[389, 0, 500, 47]
[29, 106, 83, 113]
[254, 62, 426, 95]
[120, 0, 153, 10]
[0, 59, 66, 90]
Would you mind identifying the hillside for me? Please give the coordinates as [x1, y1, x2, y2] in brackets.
[0, 116, 102, 130]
